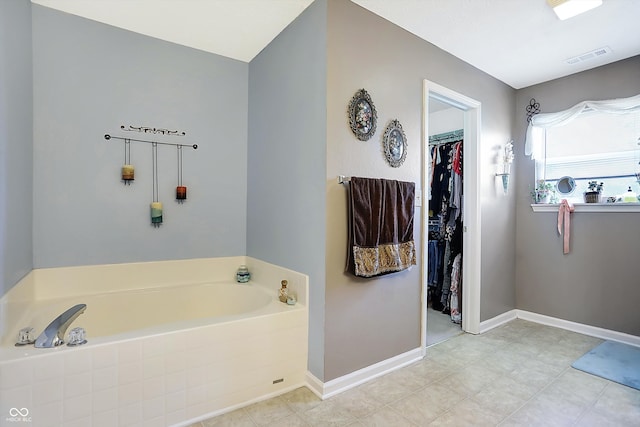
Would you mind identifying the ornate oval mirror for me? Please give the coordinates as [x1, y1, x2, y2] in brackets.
[383, 119, 407, 168]
[556, 176, 576, 195]
[348, 89, 377, 141]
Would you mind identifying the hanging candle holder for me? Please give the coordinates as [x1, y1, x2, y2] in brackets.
[150, 142, 163, 227]
[121, 138, 134, 185]
[176, 145, 187, 203]
[151, 201, 163, 226]
[104, 131, 198, 225]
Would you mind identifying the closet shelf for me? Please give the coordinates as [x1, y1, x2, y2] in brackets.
[531, 203, 640, 213]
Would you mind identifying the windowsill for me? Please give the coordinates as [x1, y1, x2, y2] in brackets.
[531, 203, 640, 213]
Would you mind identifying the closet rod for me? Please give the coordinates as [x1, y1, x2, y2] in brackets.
[428, 129, 463, 146]
[104, 134, 198, 149]
[429, 139, 461, 148]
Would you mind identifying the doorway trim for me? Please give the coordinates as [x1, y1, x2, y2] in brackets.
[421, 80, 481, 353]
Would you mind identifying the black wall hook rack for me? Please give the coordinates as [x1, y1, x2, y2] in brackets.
[104, 134, 198, 150]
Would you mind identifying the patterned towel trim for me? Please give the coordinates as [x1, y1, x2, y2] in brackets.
[353, 241, 416, 278]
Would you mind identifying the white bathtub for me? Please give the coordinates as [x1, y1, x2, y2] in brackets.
[0, 257, 309, 427]
[4, 282, 276, 346]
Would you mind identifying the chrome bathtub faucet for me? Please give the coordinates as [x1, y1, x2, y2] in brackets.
[34, 304, 87, 348]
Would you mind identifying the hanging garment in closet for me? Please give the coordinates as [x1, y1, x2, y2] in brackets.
[449, 142, 463, 222]
[429, 145, 451, 215]
[427, 240, 445, 287]
[450, 253, 462, 324]
[440, 216, 463, 306]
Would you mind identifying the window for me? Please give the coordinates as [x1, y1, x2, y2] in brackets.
[541, 111, 640, 203]
[526, 94, 640, 204]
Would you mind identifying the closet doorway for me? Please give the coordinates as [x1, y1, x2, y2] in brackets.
[421, 81, 481, 351]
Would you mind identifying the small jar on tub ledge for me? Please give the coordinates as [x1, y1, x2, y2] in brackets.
[236, 265, 251, 283]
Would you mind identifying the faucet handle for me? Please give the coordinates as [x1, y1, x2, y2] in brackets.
[15, 327, 36, 346]
[67, 327, 87, 346]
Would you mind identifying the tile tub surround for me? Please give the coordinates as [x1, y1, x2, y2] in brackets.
[0, 257, 309, 427]
[189, 320, 640, 427]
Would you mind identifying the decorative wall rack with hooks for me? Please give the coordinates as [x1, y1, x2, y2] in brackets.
[104, 134, 198, 150]
[104, 132, 198, 227]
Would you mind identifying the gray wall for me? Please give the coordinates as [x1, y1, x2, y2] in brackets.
[7, 0, 589, 387]
[32, 5, 249, 268]
[324, 0, 516, 381]
[247, 1, 328, 379]
[0, 0, 33, 295]
[514, 56, 640, 336]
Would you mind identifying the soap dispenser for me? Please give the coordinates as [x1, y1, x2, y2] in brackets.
[279, 280, 288, 303]
[623, 186, 637, 203]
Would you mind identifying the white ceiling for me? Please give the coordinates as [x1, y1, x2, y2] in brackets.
[32, 0, 640, 89]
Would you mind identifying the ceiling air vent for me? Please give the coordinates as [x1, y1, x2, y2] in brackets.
[565, 46, 612, 65]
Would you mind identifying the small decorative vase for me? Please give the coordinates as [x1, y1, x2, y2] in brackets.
[584, 191, 601, 203]
[501, 175, 509, 194]
[537, 191, 550, 204]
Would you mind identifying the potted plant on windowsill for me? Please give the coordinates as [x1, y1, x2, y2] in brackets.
[584, 181, 603, 203]
[532, 180, 555, 204]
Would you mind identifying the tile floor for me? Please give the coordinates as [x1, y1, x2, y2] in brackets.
[426, 308, 463, 346]
[188, 319, 640, 426]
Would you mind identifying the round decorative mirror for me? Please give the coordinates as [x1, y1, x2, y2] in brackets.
[382, 119, 407, 168]
[348, 89, 377, 141]
[556, 176, 576, 195]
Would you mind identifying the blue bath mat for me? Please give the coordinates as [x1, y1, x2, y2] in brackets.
[572, 340, 640, 390]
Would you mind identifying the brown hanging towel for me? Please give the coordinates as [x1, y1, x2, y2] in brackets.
[346, 177, 416, 278]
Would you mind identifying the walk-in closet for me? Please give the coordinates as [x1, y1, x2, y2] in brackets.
[426, 100, 464, 346]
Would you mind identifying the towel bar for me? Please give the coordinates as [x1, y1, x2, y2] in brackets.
[338, 175, 351, 184]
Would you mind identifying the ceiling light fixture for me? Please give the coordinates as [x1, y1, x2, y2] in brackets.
[547, 0, 603, 20]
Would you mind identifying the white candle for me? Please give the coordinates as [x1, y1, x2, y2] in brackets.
[121, 164, 135, 181]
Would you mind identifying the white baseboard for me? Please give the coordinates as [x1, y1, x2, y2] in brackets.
[478, 309, 517, 333]
[516, 310, 640, 348]
[478, 309, 640, 348]
[304, 372, 325, 399]
[305, 347, 423, 400]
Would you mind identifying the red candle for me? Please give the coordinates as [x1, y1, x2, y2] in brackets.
[176, 186, 187, 200]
